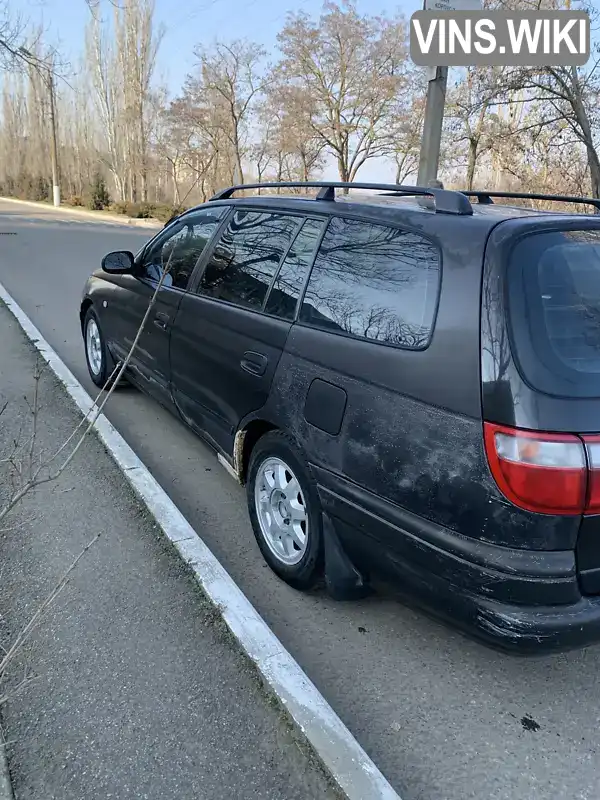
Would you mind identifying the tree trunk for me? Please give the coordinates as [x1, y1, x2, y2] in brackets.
[129, 169, 138, 203]
[337, 157, 350, 192]
[172, 160, 180, 205]
[140, 165, 148, 203]
[466, 138, 478, 190]
[301, 153, 309, 183]
[587, 145, 600, 200]
[112, 170, 126, 202]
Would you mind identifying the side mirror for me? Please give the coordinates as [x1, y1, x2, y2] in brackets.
[101, 250, 134, 274]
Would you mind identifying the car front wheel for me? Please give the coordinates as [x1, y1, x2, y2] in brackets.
[83, 307, 121, 389]
[247, 431, 323, 590]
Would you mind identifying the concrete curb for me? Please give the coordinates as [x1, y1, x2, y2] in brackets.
[0, 196, 161, 229]
[0, 282, 403, 800]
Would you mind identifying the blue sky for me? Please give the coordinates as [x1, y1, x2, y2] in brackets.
[24, 0, 422, 94]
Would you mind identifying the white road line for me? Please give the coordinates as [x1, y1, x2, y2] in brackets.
[0, 281, 403, 800]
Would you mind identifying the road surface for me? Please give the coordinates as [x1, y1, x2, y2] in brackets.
[1, 200, 599, 800]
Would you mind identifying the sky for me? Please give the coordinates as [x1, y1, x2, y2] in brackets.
[23, 0, 424, 95]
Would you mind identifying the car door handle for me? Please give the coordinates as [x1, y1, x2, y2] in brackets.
[240, 351, 268, 376]
[154, 311, 170, 331]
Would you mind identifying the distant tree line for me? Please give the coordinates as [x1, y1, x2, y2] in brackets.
[0, 0, 599, 218]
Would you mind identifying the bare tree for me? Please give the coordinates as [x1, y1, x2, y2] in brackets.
[445, 68, 506, 190]
[85, 0, 163, 203]
[276, 1, 409, 184]
[0, 1, 42, 71]
[115, 0, 163, 201]
[85, 10, 126, 200]
[275, 82, 327, 183]
[392, 92, 426, 184]
[496, 40, 600, 197]
[0, 1, 26, 68]
[164, 94, 222, 201]
[2, 0, 597, 212]
[250, 82, 326, 187]
[186, 39, 266, 185]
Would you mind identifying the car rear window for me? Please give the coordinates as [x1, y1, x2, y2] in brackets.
[508, 229, 600, 398]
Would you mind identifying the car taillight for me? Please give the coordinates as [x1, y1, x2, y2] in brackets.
[483, 422, 587, 515]
[582, 435, 600, 514]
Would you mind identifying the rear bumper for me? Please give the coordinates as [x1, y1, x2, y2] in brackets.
[472, 595, 600, 653]
[314, 466, 600, 653]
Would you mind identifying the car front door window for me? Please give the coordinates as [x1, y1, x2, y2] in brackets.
[195, 210, 303, 309]
[140, 208, 227, 290]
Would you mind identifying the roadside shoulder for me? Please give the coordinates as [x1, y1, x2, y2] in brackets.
[0, 291, 402, 800]
[0, 196, 161, 229]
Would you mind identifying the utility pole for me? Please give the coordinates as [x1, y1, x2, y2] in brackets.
[47, 69, 61, 207]
[18, 47, 61, 207]
[415, 0, 481, 187]
[417, 66, 448, 187]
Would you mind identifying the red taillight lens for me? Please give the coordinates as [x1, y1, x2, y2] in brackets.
[484, 422, 587, 515]
[582, 435, 600, 514]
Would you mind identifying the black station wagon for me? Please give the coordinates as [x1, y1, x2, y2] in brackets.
[80, 181, 600, 653]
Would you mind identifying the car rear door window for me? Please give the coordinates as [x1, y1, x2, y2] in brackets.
[508, 228, 600, 397]
[264, 218, 326, 320]
[195, 210, 302, 310]
[141, 207, 226, 290]
[299, 216, 440, 349]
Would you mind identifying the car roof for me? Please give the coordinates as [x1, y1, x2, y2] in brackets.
[183, 190, 600, 225]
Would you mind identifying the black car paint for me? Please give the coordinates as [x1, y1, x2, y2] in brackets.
[81, 194, 600, 652]
[481, 216, 600, 431]
[170, 294, 294, 454]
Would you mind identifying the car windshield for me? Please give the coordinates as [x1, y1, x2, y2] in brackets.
[508, 228, 600, 397]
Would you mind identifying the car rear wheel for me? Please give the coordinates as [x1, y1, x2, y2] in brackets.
[247, 431, 323, 590]
[83, 307, 121, 389]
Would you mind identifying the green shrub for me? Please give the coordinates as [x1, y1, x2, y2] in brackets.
[88, 172, 110, 210]
[107, 200, 187, 221]
[29, 176, 50, 202]
[133, 202, 154, 218]
[152, 203, 185, 222]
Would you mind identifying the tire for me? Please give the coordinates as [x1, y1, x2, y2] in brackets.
[83, 306, 122, 389]
[247, 430, 323, 591]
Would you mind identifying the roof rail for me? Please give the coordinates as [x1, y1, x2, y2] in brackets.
[460, 190, 600, 213]
[209, 181, 473, 216]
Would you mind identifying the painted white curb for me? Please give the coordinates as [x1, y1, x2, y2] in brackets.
[0, 281, 403, 800]
[0, 196, 161, 229]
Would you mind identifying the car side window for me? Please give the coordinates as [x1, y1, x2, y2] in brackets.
[140, 207, 226, 290]
[299, 216, 441, 349]
[263, 218, 326, 320]
[195, 210, 302, 310]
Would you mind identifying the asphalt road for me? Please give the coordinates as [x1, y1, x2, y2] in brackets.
[1, 200, 600, 800]
[0, 304, 338, 800]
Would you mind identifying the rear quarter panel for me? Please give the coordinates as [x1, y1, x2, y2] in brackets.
[260, 215, 578, 551]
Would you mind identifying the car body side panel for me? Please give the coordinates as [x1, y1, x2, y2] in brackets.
[169, 296, 293, 455]
[250, 216, 579, 552]
[261, 340, 577, 552]
[83, 270, 183, 409]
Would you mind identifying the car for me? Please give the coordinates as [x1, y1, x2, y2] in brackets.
[80, 180, 600, 653]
